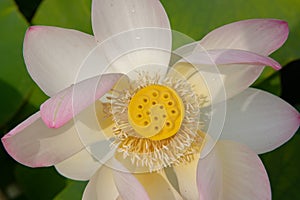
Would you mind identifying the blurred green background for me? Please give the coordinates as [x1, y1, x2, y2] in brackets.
[0, 0, 299, 199]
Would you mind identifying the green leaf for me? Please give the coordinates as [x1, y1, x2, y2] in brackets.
[27, 83, 49, 108]
[54, 180, 87, 200]
[15, 165, 67, 200]
[0, 0, 34, 127]
[260, 133, 300, 200]
[32, 0, 92, 34]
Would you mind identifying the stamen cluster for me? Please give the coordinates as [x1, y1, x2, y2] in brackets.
[108, 72, 207, 172]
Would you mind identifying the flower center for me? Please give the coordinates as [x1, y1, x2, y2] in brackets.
[104, 71, 207, 172]
[127, 84, 184, 141]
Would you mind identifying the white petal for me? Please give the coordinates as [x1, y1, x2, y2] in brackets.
[197, 144, 222, 200]
[199, 19, 288, 55]
[173, 154, 200, 200]
[55, 148, 102, 181]
[74, 28, 172, 83]
[87, 28, 172, 78]
[107, 158, 183, 200]
[197, 141, 271, 200]
[83, 162, 183, 200]
[82, 165, 119, 200]
[1, 112, 84, 167]
[92, 0, 170, 42]
[220, 88, 300, 154]
[113, 169, 150, 200]
[24, 26, 97, 96]
[91, 0, 172, 76]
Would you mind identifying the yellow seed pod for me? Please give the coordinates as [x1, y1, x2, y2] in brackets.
[128, 85, 184, 140]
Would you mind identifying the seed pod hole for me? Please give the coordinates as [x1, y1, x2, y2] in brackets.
[152, 91, 158, 97]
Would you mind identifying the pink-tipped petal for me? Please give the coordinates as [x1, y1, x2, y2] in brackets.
[1, 112, 84, 167]
[92, 0, 170, 43]
[24, 26, 97, 96]
[173, 154, 200, 200]
[199, 19, 289, 56]
[197, 141, 271, 200]
[40, 73, 122, 128]
[82, 165, 119, 200]
[55, 148, 102, 181]
[181, 48, 281, 70]
[220, 88, 300, 154]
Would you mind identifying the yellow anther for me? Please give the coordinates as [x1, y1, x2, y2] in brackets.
[128, 84, 184, 140]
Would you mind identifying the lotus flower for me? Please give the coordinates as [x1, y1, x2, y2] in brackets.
[2, 0, 300, 199]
